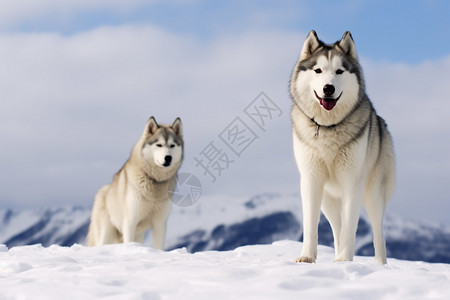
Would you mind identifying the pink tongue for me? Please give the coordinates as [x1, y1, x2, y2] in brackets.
[320, 99, 337, 111]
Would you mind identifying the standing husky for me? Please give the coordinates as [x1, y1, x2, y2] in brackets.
[87, 117, 183, 249]
[290, 31, 395, 264]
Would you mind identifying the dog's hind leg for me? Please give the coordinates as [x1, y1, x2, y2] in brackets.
[321, 193, 342, 258]
[334, 181, 364, 262]
[364, 186, 387, 264]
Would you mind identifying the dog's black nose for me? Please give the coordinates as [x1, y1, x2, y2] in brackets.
[323, 84, 335, 97]
[163, 155, 172, 167]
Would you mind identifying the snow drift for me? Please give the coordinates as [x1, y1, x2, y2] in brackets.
[1, 241, 449, 299]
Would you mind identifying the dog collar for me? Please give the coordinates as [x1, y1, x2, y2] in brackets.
[310, 117, 336, 138]
[292, 100, 337, 138]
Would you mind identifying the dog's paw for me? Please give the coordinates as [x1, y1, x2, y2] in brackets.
[374, 256, 387, 265]
[295, 256, 315, 263]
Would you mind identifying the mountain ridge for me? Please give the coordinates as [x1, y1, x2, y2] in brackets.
[1, 193, 449, 263]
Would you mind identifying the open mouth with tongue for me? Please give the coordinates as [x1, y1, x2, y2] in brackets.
[314, 90, 342, 111]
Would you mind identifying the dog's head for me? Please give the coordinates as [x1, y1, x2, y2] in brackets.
[290, 31, 364, 126]
[142, 117, 183, 169]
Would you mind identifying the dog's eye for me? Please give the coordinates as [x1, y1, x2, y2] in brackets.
[336, 69, 344, 75]
[156, 144, 162, 147]
[314, 68, 322, 74]
[170, 144, 175, 148]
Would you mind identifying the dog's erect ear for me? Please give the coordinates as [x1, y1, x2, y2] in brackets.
[338, 31, 358, 61]
[146, 116, 159, 135]
[300, 30, 321, 61]
[171, 117, 182, 138]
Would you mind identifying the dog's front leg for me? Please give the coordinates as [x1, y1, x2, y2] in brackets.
[296, 177, 323, 263]
[122, 193, 140, 244]
[152, 203, 170, 250]
[152, 221, 166, 250]
[122, 217, 137, 244]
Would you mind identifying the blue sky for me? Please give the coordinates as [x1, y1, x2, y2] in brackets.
[6, 1, 450, 63]
[0, 0, 449, 226]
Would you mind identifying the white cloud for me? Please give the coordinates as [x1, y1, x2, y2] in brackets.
[0, 25, 303, 209]
[0, 22, 449, 227]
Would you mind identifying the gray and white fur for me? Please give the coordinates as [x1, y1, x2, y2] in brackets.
[290, 30, 395, 264]
[87, 117, 183, 249]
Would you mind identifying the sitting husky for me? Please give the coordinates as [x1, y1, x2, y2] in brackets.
[290, 31, 395, 264]
[87, 117, 183, 249]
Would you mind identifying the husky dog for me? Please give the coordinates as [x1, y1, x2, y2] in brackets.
[290, 31, 395, 264]
[87, 117, 183, 249]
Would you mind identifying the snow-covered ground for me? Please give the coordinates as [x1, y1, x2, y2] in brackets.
[1, 241, 449, 299]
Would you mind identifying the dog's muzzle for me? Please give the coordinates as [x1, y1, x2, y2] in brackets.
[314, 85, 342, 111]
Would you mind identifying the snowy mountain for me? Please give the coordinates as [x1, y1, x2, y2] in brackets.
[0, 207, 90, 248]
[1, 193, 450, 263]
